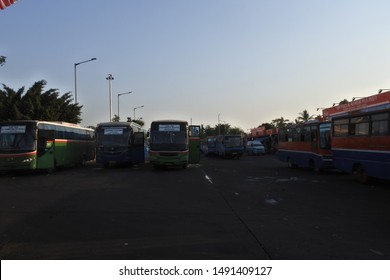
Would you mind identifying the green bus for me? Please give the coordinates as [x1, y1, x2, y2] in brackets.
[0, 120, 95, 171]
[149, 120, 189, 168]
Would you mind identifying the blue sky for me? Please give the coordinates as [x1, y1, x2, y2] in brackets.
[2, 0, 390, 131]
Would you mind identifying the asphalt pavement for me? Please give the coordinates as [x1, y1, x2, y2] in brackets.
[1, 154, 389, 259]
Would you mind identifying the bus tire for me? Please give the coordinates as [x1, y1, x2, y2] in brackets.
[287, 158, 297, 169]
[309, 159, 320, 173]
[356, 165, 369, 184]
[81, 155, 87, 166]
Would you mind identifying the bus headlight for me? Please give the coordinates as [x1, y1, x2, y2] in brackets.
[22, 158, 34, 163]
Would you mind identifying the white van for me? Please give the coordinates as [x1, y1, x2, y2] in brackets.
[246, 141, 265, 155]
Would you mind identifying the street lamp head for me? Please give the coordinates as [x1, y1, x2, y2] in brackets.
[118, 91, 132, 97]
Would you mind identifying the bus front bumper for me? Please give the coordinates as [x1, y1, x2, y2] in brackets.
[149, 151, 188, 166]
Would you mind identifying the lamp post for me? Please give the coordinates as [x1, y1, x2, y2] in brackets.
[133, 105, 144, 120]
[74, 57, 96, 104]
[218, 113, 221, 135]
[117, 91, 132, 120]
[106, 74, 114, 121]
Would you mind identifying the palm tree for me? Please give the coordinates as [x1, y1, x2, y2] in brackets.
[0, 56, 6, 66]
[296, 109, 314, 123]
[271, 117, 290, 128]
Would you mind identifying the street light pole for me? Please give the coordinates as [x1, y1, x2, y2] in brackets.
[117, 91, 132, 120]
[74, 57, 96, 104]
[218, 113, 221, 135]
[133, 105, 144, 120]
[106, 74, 114, 121]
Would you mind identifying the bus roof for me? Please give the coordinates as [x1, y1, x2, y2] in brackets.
[150, 120, 188, 124]
[0, 120, 93, 131]
[97, 122, 133, 127]
[323, 90, 390, 118]
[96, 121, 144, 131]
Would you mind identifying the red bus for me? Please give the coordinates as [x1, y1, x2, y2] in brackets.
[277, 120, 332, 171]
[324, 91, 390, 182]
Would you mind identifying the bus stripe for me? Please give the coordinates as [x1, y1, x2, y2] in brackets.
[0, 151, 37, 158]
[332, 148, 390, 154]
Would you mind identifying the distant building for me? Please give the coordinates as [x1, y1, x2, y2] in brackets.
[250, 126, 278, 138]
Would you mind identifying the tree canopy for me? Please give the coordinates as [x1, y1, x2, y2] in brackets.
[295, 109, 314, 123]
[0, 56, 6, 66]
[202, 123, 244, 137]
[0, 80, 82, 123]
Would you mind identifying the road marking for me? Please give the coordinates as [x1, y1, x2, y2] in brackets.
[203, 171, 213, 184]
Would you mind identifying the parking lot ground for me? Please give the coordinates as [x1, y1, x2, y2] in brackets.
[1, 155, 390, 259]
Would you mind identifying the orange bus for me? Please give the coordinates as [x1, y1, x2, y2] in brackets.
[278, 120, 332, 172]
[324, 91, 390, 182]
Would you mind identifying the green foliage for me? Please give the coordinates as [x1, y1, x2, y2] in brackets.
[202, 123, 244, 136]
[112, 114, 120, 122]
[0, 56, 6, 66]
[132, 118, 145, 127]
[125, 117, 145, 127]
[296, 109, 315, 123]
[271, 117, 290, 128]
[0, 80, 82, 123]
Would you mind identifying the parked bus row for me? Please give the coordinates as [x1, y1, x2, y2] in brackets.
[277, 90, 390, 182]
[0, 119, 202, 172]
[201, 135, 244, 159]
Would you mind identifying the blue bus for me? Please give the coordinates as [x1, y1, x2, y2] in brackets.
[95, 122, 145, 168]
[215, 134, 244, 159]
[277, 121, 332, 171]
[324, 90, 390, 182]
[201, 136, 216, 156]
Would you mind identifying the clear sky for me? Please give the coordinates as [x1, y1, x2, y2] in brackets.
[2, 0, 390, 132]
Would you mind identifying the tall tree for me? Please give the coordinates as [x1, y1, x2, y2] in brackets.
[296, 109, 314, 123]
[0, 80, 82, 123]
[0, 56, 6, 66]
[271, 117, 290, 128]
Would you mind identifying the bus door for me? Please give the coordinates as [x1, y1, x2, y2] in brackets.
[189, 125, 201, 164]
[132, 131, 145, 164]
[310, 125, 319, 154]
[37, 129, 55, 169]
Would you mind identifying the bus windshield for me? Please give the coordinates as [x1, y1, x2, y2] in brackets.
[0, 124, 35, 153]
[207, 138, 216, 147]
[150, 122, 188, 150]
[152, 131, 186, 145]
[224, 136, 241, 147]
[96, 126, 132, 147]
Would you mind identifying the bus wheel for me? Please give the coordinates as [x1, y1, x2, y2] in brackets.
[309, 160, 320, 173]
[81, 156, 87, 166]
[356, 165, 369, 184]
[287, 159, 297, 169]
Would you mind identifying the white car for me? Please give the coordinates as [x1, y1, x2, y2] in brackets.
[246, 141, 265, 155]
